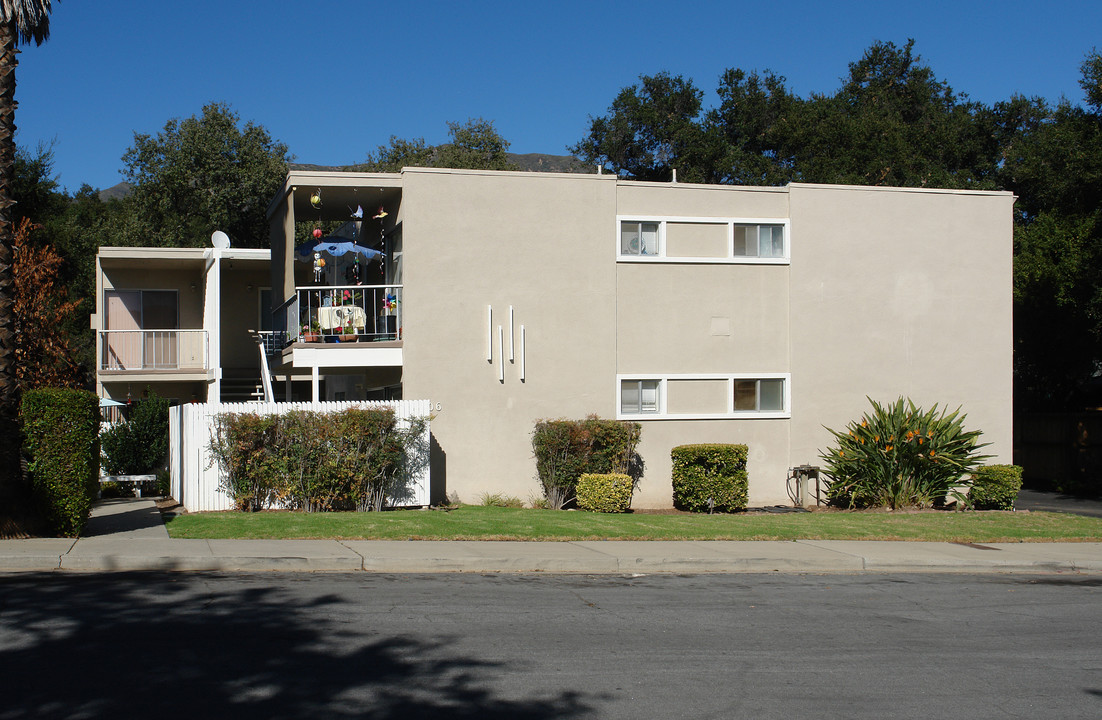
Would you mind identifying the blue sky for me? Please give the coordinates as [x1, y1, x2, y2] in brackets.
[15, 0, 1102, 192]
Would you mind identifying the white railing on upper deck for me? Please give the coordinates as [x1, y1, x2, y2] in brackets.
[100, 330, 208, 371]
[286, 284, 402, 344]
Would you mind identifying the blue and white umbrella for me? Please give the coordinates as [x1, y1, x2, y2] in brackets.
[294, 238, 384, 263]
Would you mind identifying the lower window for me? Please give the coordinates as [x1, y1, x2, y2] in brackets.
[620, 379, 660, 414]
[734, 378, 785, 411]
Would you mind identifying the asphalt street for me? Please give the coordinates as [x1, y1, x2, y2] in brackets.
[1, 572, 1099, 719]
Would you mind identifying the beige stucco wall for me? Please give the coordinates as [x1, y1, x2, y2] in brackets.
[398, 174, 1012, 508]
[786, 184, 1015, 487]
[616, 182, 793, 505]
[400, 169, 619, 503]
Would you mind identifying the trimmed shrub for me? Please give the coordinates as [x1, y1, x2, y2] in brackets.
[671, 444, 748, 512]
[21, 388, 100, 536]
[532, 415, 642, 509]
[968, 464, 1023, 511]
[101, 391, 170, 475]
[209, 407, 427, 512]
[576, 473, 634, 513]
[821, 397, 991, 509]
[209, 412, 281, 511]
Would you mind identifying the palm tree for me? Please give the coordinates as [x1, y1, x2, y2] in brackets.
[0, 1, 57, 507]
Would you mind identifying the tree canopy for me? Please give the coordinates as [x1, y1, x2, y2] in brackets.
[120, 102, 290, 248]
[362, 118, 514, 172]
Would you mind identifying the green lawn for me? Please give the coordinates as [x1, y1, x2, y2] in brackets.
[164, 505, 1102, 542]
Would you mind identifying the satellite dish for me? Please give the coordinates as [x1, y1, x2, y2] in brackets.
[211, 230, 231, 249]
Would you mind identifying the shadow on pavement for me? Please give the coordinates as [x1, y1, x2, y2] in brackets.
[1016, 489, 1102, 518]
[0, 573, 594, 719]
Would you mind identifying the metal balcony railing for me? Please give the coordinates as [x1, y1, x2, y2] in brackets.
[100, 330, 209, 371]
[288, 285, 402, 343]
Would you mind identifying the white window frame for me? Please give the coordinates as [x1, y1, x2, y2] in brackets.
[616, 216, 790, 264]
[616, 373, 791, 420]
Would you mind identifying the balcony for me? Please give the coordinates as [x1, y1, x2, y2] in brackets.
[100, 330, 209, 372]
[287, 285, 403, 344]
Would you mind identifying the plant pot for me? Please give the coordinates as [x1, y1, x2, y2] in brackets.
[302, 333, 320, 343]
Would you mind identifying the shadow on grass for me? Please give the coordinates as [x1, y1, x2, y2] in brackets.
[0, 573, 594, 719]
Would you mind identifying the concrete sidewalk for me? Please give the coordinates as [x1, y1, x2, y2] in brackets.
[2, 498, 1101, 574]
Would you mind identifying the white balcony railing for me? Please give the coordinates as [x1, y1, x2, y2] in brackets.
[288, 285, 402, 343]
[100, 330, 209, 371]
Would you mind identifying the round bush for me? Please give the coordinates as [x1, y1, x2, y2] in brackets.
[576, 473, 634, 513]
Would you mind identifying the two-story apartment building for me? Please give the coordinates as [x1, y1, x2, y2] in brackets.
[261, 168, 1014, 508]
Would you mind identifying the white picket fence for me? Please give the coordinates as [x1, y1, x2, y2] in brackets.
[169, 399, 432, 512]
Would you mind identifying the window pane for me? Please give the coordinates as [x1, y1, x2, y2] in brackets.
[259, 288, 273, 331]
[142, 291, 177, 329]
[759, 225, 784, 258]
[621, 380, 640, 414]
[620, 222, 641, 255]
[732, 226, 756, 256]
[760, 379, 784, 411]
[771, 226, 784, 256]
[734, 380, 757, 410]
[640, 380, 659, 412]
[640, 223, 658, 255]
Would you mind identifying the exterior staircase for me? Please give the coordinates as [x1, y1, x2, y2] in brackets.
[220, 370, 265, 404]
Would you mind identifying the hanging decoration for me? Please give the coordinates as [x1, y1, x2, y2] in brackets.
[310, 189, 323, 209]
[373, 206, 388, 220]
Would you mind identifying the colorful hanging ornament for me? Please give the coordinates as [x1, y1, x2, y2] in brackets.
[313, 227, 323, 239]
[310, 189, 323, 209]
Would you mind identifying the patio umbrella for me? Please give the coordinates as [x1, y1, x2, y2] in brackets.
[294, 238, 384, 263]
[99, 398, 126, 407]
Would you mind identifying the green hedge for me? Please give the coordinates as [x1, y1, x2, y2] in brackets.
[968, 464, 1023, 511]
[576, 473, 634, 513]
[532, 415, 641, 509]
[671, 444, 748, 512]
[210, 407, 426, 512]
[20, 388, 100, 536]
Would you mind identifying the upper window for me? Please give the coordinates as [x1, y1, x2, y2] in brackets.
[620, 221, 659, 256]
[732, 224, 785, 258]
[617, 374, 790, 420]
[617, 216, 789, 263]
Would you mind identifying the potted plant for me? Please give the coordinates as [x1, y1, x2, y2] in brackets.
[301, 321, 321, 342]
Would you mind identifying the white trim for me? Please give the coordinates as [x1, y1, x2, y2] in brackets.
[520, 325, 526, 381]
[616, 373, 792, 420]
[616, 215, 791, 264]
[508, 306, 514, 362]
[497, 326, 504, 382]
[486, 306, 493, 361]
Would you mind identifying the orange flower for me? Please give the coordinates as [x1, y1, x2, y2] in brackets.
[930, 450, 936, 457]
[885, 445, 893, 452]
